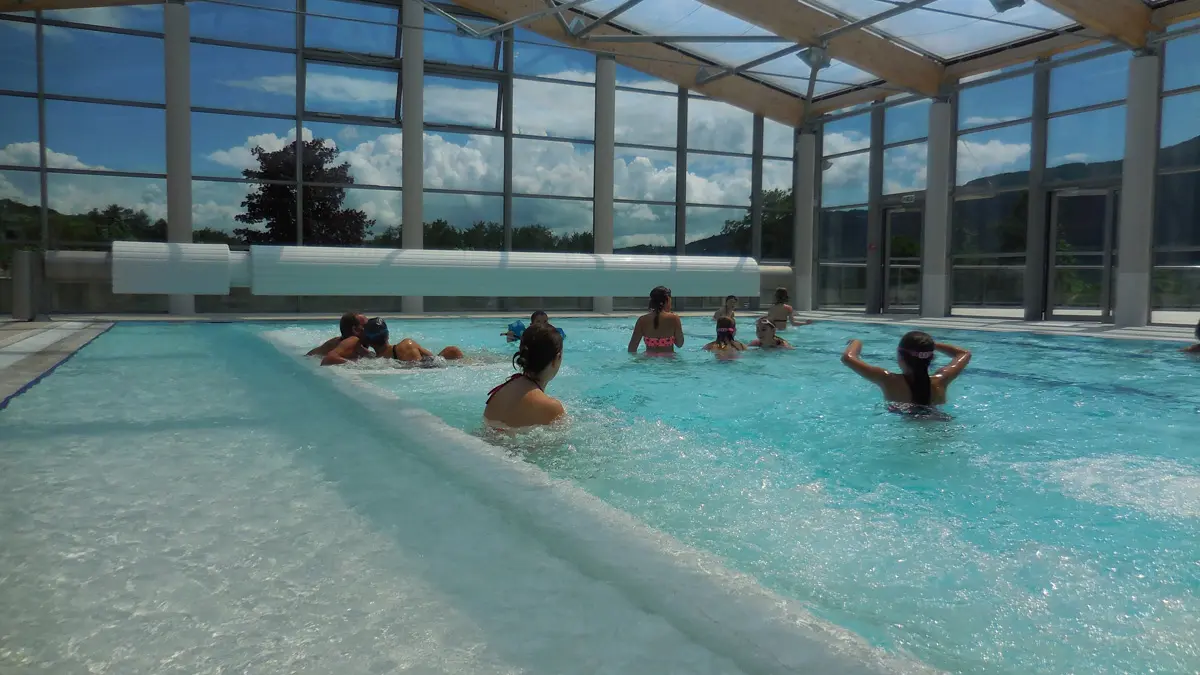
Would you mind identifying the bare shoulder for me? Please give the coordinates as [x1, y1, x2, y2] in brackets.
[532, 392, 566, 423]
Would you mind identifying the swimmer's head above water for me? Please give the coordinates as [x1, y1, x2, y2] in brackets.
[361, 317, 390, 348]
[340, 312, 367, 339]
[897, 331, 936, 406]
[773, 287, 789, 305]
[514, 323, 564, 383]
[755, 316, 778, 343]
[715, 316, 737, 344]
[531, 310, 549, 326]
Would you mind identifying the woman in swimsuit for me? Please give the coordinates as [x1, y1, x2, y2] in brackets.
[764, 287, 814, 330]
[628, 286, 684, 354]
[749, 316, 793, 349]
[840, 331, 971, 407]
[361, 318, 463, 365]
[703, 316, 746, 357]
[713, 295, 738, 324]
[484, 323, 566, 429]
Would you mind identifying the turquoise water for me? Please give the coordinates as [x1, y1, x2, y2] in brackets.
[271, 317, 1200, 675]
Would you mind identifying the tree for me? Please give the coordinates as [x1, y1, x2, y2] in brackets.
[235, 139, 373, 246]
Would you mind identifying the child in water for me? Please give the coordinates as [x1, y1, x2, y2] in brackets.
[503, 310, 565, 342]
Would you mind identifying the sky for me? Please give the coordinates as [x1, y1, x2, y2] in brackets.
[1, 2, 1199, 251]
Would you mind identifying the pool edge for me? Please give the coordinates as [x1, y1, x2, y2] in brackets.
[0, 323, 115, 412]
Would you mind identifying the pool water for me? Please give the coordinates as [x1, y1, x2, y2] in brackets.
[272, 316, 1200, 674]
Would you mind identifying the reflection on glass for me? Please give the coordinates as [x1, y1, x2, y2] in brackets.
[46, 101, 166, 174]
[615, 63, 676, 92]
[951, 192, 1028, 309]
[0, 18, 38, 92]
[44, 4, 163, 32]
[425, 76, 500, 129]
[306, 0, 397, 56]
[47, 173, 167, 244]
[823, 113, 870, 156]
[763, 119, 795, 159]
[1159, 91, 1200, 170]
[884, 98, 930, 145]
[762, 159, 793, 192]
[615, 89, 677, 147]
[513, 79, 594, 139]
[687, 97, 753, 154]
[192, 112, 297, 178]
[817, 207, 868, 307]
[424, 131, 503, 192]
[1049, 51, 1131, 113]
[683, 205, 749, 256]
[821, 151, 869, 207]
[1155, 172, 1200, 249]
[514, 29, 594, 81]
[190, 0, 294, 48]
[513, 138, 593, 198]
[1046, 105, 1125, 180]
[423, 191, 503, 251]
[300, 185, 393, 246]
[425, 12, 500, 68]
[0, 96, 39, 167]
[686, 153, 751, 206]
[305, 62, 398, 118]
[957, 123, 1032, 188]
[614, 147, 675, 201]
[762, 199, 795, 263]
[818, 263, 867, 308]
[512, 197, 593, 252]
[951, 265, 1024, 308]
[192, 180, 262, 242]
[0, 170, 42, 243]
[883, 142, 927, 194]
[297, 121, 402, 188]
[191, 43, 296, 115]
[1164, 31, 1200, 93]
[1151, 263, 1200, 310]
[958, 74, 1033, 131]
[885, 209, 922, 312]
[614, 202, 674, 253]
[44, 29, 164, 103]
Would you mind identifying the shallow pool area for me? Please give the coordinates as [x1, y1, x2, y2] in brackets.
[1, 317, 1197, 674]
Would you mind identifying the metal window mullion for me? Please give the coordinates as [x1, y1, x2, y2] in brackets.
[750, 114, 763, 262]
[865, 105, 885, 314]
[674, 86, 687, 256]
[295, 0, 305, 246]
[1024, 59, 1051, 321]
[503, 28, 514, 252]
[37, 11, 48, 249]
[957, 116, 1034, 136]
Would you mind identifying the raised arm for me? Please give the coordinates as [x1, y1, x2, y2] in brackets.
[933, 342, 972, 383]
[320, 337, 360, 366]
[627, 316, 644, 353]
[306, 335, 341, 357]
[1182, 343, 1200, 354]
[840, 339, 890, 386]
[673, 315, 685, 347]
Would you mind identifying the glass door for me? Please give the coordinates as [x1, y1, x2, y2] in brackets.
[1047, 190, 1118, 321]
[883, 208, 922, 312]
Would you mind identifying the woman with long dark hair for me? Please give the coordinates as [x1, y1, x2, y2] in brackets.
[703, 316, 746, 356]
[627, 286, 685, 354]
[484, 323, 566, 429]
[840, 331, 971, 407]
[764, 287, 814, 330]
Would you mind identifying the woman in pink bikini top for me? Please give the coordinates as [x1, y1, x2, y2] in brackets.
[627, 285, 685, 354]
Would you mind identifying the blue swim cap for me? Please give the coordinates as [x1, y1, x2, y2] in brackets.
[508, 320, 526, 337]
[555, 326, 566, 338]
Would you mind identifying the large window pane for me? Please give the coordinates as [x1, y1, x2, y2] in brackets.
[47, 174, 167, 244]
[513, 29, 593, 81]
[0, 18, 37, 92]
[425, 12, 500, 69]
[305, 62, 397, 118]
[305, 0, 397, 56]
[615, 89, 677, 148]
[299, 184, 392, 246]
[686, 154, 751, 206]
[762, 159, 793, 192]
[46, 101, 166, 174]
[206, 179, 292, 244]
[0, 96, 38, 167]
[958, 74, 1033, 131]
[512, 197, 593, 253]
[425, 75, 499, 129]
[616, 63, 676, 93]
[950, 192, 1028, 310]
[513, 139, 593, 198]
[1164, 31, 1200, 93]
[957, 123, 1032, 188]
[1049, 51, 1131, 113]
[818, 207, 869, 307]
[822, 151, 869, 207]
[301, 121, 402, 188]
[44, 29, 164, 103]
[684, 206, 749, 256]
[1047, 106, 1125, 180]
[823, 113, 870, 156]
[884, 98, 930, 145]
[190, 0, 294, 48]
[762, 198, 795, 263]
[614, 147, 675, 202]
[191, 43, 296, 115]
[0, 170, 42, 243]
[193, 112, 297, 179]
[687, 97, 752, 154]
[513, 79, 594, 140]
[614, 202, 674, 253]
[884, 142, 927, 194]
[425, 132, 503, 192]
[44, 5, 163, 32]
[763, 119, 795, 159]
[1155, 172, 1200, 250]
[192, 179, 263, 242]
[1160, 91, 1200, 170]
[423, 192, 503, 251]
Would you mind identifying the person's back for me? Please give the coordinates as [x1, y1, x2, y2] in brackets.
[841, 331, 971, 406]
[484, 324, 565, 429]
[628, 286, 684, 353]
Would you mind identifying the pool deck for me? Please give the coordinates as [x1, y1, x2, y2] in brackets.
[0, 321, 113, 408]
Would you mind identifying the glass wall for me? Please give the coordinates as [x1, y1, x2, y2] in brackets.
[614, 76, 676, 254]
[684, 95, 754, 257]
[818, 111, 871, 307]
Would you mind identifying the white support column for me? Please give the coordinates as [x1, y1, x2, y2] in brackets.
[792, 130, 817, 312]
[1115, 51, 1160, 328]
[592, 54, 616, 313]
[401, 0, 423, 314]
[921, 98, 953, 318]
[164, 0, 194, 315]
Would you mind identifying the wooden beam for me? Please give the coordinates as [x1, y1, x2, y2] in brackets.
[0, 0, 151, 12]
[696, 0, 944, 97]
[1037, 0, 1154, 48]
[450, 0, 807, 127]
[809, 86, 888, 117]
[943, 32, 1102, 82]
[1153, 0, 1200, 27]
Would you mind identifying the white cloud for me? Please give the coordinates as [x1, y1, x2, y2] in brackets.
[957, 138, 1031, 184]
[1054, 152, 1090, 165]
[965, 115, 1019, 127]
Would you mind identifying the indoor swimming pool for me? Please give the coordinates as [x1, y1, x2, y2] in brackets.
[1, 318, 1197, 674]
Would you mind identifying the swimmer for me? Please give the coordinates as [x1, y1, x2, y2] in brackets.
[764, 287, 814, 330]
[749, 316, 793, 349]
[841, 331, 971, 406]
[703, 316, 746, 356]
[713, 295, 739, 324]
[1183, 319, 1200, 354]
[628, 286, 684, 354]
[361, 318, 463, 365]
[502, 310, 565, 342]
[308, 311, 366, 357]
[484, 323, 566, 429]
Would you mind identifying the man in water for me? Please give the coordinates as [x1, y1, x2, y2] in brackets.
[361, 318, 464, 365]
[308, 312, 366, 357]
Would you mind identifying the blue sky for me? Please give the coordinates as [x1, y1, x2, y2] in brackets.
[2, 4, 1199, 250]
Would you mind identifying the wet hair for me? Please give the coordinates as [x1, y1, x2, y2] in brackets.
[715, 316, 736, 344]
[649, 286, 671, 328]
[531, 310, 548, 324]
[897, 331, 936, 406]
[361, 317, 389, 348]
[725, 295, 738, 304]
[755, 317, 779, 344]
[339, 311, 362, 339]
[513, 322, 563, 375]
[774, 287, 789, 304]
